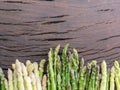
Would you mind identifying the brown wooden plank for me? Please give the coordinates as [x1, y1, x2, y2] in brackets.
[0, 0, 120, 71]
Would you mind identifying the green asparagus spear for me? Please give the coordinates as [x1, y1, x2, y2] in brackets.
[56, 55, 62, 90]
[115, 72, 120, 90]
[114, 61, 120, 82]
[53, 45, 60, 84]
[0, 68, 5, 90]
[47, 66, 50, 90]
[79, 58, 85, 90]
[61, 44, 69, 90]
[48, 49, 56, 90]
[106, 69, 110, 90]
[73, 48, 79, 89]
[114, 61, 120, 90]
[88, 61, 97, 90]
[78, 66, 86, 90]
[85, 63, 91, 90]
[94, 65, 100, 90]
[100, 61, 107, 90]
[66, 52, 72, 90]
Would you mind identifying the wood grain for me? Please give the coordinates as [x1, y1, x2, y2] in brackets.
[0, 0, 120, 72]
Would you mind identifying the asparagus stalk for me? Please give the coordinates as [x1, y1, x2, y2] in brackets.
[61, 44, 69, 90]
[53, 45, 60, 84]
[110, 66, 115, 90]
[56, 55, 62, 90]
[47, 66, 50, 90]
[78, 58, 85, 90]
[26, 60, 34, 74]
[88, 61, 97, 90]
[29, 72, 37, 90]
[0, 68, 5, 90]
[4, 78, 8, 90]
[15, 59, 25, 90]
[115, 72, 120, 90]
[114, 61, 120, 82]
[21, 63, 33, 90]
[33, 62, 42, 90]
[73, 48, 79, 89]
[42, 74, 47, 90]
[85, 63, 91, 90]
[66, 52, 72, 90]
[24, 77, 32, 90]
[100, 61, 107, 90]
[78, 66, 86, 90]
[39, 59, 46, 81]
[71, 57, 78, 90]
[94, 65, 100, 90]
[114, 61, 120, 90]
[8, 68, 13, 90]
[12, 64, 18, 90]
[48, 49, 56, 90]
[106, 69, 110, 90]
[26, 60, 37, 90]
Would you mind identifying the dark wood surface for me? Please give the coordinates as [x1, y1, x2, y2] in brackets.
[0, 0, 120, 72]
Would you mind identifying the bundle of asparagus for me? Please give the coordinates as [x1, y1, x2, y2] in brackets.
[0, 44, 120, 90]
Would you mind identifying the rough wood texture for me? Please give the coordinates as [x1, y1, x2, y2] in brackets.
[0, 0, 120, 72]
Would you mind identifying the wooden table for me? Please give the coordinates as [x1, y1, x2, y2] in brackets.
[0, 0, 120, 72]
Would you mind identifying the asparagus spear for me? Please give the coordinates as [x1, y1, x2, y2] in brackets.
[94, 65, 100, 90]
[53, 45, 60, 84]
[12, 64, 18, 90]
[4, 78, 8, 90]
[114, 61, 120, 82]
[33, 62, 42, 90]
[78, 58, 85, 90]
[100, 61, 107, 90]
[21, 63, 33, 90]
[47, 66, 50, 90]
[73, 49, 79, 89]
[110, 66, 115, 90]
[15, 59, 25, 90]
[0, 68, 5, 90]
[78, 66, 86, 90]
[56, 55, 62, 90]
[42, 74, 47, 90]
[39, 59, 46, 81]
[71, 57, 78, 90]
[106, 69, 110, 90]
[88, 61, 97, 90]
[24, 77, 32, 90]
[73, 48, 79, 68]
[61, 44, 69, 90]
[8, 68, 13, 90]
[48, 49, 56, 90]
[115, 72, 120, 90]
[114, 61, 120, 90]
[66, 52, 72, 90]
[29, 72, 37, 90]
[26, 60, 37, 90]
[85, 63, 91, 90]
[26, 60, 34, 74]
